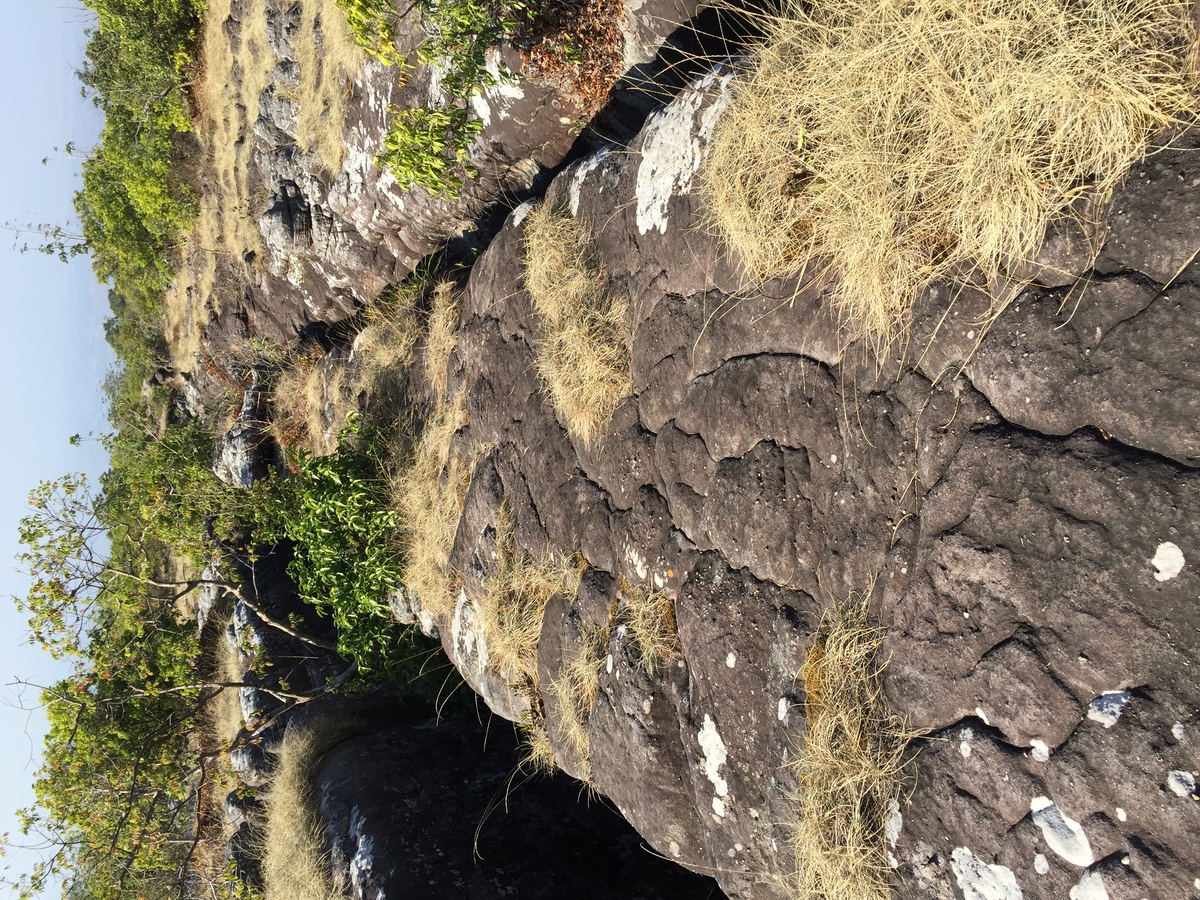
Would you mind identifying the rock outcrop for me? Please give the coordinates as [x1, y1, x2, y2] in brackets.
[391, 67, 1200, 900]
[205, 5, 1200, 898]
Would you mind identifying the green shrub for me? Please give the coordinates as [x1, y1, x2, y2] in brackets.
[334, 0, 404, 63]
[379, 106, 483, 196]
[368, 0, 542, 195]
[253, 415, 411, 678]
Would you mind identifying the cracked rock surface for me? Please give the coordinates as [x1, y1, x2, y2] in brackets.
[395, 69, 1200, 899]
[215, 4, 1200, 893]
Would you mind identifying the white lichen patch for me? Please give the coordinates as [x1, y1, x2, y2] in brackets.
[951, 847, 1024, 900]
[1166, 770, 1196, 798]
[1152, 541, 1184, 581]
[699, 714, 730, 812]
[635, 68, 735, 235]
[725, 652, 737, 668]
[1115, 807, 1126, 822]
[777, 697, 789, 724]
[451, 589, 488, 674]
[568, 151, 611, 216]
[1034, 853, 1049, 875]
[1030, 797, 1093, 867]
[626, 545, 649, 581]
[1069, 870, 1109, 900]
[712, 796, 727, 818]
[1031, 740, 1050, 763]
[1087, 690, 1131, 728]
[885, 799, 903, 848]
[669, 840, 681, 858]
[1172, 721, 1185, 741]
[961, 741, 972, 758]
[510, 199, 534, 228]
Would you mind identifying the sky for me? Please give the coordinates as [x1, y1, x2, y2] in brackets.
[0, 0, 115, 888]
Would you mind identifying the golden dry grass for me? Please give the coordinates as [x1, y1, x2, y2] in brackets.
[211, 626, 250, 754]
[473, 506, 583, 689]
[261, 719, 360, 900]
[392, 392, 472, 621]
[268, 349, 352, 457]
[704, 0, 1200, 349]
[518, 702, 558, 773]
[788, 593, 915, 900]
[623, 584, 680, 671]
[423, 281, 461, 405]
[286, 0, 367, 172]
[523, 200, 632, 447]
[354, 296, 422, 398]
[547, 623, 606, 782]
[166, 0, 368, 370]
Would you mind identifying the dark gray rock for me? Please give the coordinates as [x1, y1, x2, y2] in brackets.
[386, 62, 1200, 899]
[212, 375, 271, 488]
[313, 707, 721, 900]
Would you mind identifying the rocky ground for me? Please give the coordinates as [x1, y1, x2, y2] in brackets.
[194, 1, 1200, 898]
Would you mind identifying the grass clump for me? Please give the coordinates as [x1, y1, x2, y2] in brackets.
[268, 349, 349, 458]
[260, 719, 360, 900]
[789, 593, 914, 900]
[392, 393, 473, 621]
[704, 0, 1200, 347]
[623, 584, 680, 671]
[290, 0, 370, 172]
[547, 623, 606, 781]
[523, 199, 632, 447]
[473, 506, 583, 689]
[423, 281, 462, 404]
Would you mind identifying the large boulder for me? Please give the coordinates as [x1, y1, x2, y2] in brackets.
[391, 62, 1200, 900]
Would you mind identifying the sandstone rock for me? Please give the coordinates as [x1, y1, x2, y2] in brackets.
[385, 62, 1200, 899]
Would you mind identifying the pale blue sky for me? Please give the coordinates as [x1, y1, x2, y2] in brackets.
[0, 0, 115, 889]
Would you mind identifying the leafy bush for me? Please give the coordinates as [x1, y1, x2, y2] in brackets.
[253, 416, 414, 678]
[335, 0, 404, 63]
[379, 105, 483, 196]
[370, 0, 540, 195]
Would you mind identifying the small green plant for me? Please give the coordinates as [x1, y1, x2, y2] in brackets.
[334, 0, 404, 63]
[379, 106, 482, 196]
[372, 0, 542, 195]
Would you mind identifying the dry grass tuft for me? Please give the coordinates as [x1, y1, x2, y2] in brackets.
[269, 349, 352, 457]
[523, 200, 632, 447]
[518, 702, 558, 773]
[392, 393, 473, 621]
[623, 584, 680, 671]
[261, 718, 361, 900]
[354, 297, 422, 399]
[788, 593, 915, 900]
[547, 624, 606, 781]
[704, 0, 1200, 348]
[423, 281, 461, 405]
[473, 506, 583, 689]
[288, 0, 367, 172]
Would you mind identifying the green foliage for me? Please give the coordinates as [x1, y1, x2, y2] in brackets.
[13, 471, 212, 900]
[251, 416, 413, 679]
[334, 0, 404, 63]
[73, 0, 201, 325]
[358, 0, 541, 195]
[379, 106, 482, 196]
